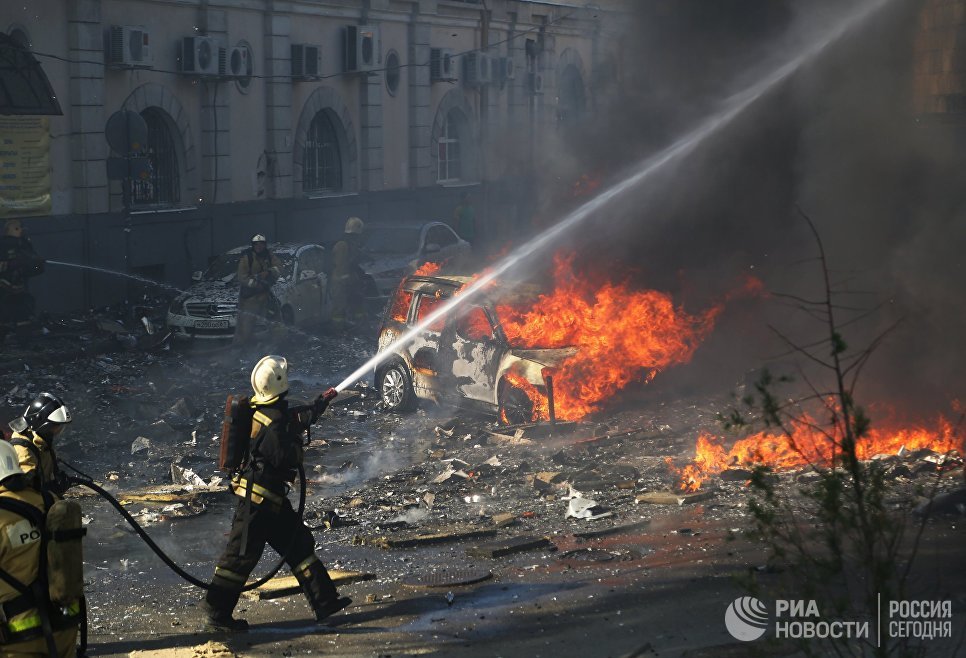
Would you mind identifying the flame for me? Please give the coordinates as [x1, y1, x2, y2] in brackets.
[494, 255, 751, 421]
[669, 415, 964, 491]
[414, 261, 441, 276]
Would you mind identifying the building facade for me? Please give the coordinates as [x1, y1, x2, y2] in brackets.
[1, 0, 614, 310]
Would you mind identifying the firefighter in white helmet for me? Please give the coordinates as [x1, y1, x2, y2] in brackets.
[0, 440, 83, 657]
[202, 356, 349, 631]
[328, 217, 366, 332]
[235, 234, 281, 346]
[7, 393, 72, 496]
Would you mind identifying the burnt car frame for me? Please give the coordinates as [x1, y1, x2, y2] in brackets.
[375, 274, 576, 423]
[361, 221, 471, 297]
[166, 242, 330, 339]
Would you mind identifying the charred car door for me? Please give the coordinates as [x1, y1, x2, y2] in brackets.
[438, 304, 503, 410]
[408, 290, 449, 399]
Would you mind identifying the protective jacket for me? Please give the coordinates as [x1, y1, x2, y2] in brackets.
[236, 249, 281, 300]
[0, 486, 80, 657]
[9, 431, 65, 496]
[229, 399, 302, 507]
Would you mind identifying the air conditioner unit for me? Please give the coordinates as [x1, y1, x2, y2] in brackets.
[463, 52, 491, 87]
[107, 26, 152, 69]
[430, 48, 457, 82]
[498, 56, 515, 83]
[528, 71, 544, 95]
[228, 46, 250, 78]
[178, 36, 226, 76]
[344, 25, 378, 73]
[291, 44, 321, 80]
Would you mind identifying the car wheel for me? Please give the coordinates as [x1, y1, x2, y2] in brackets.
[498, 380, 534, 425]
[380, 363, 416, 412]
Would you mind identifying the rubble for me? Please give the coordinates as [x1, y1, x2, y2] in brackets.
[465, 535, 554, 558]
[636, 490, 714, 505]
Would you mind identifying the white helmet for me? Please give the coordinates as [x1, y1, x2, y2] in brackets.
[251, 234, 267, 244]
[251, 355, 289, 404]
[344, 217, 364, 235]
[0, 441, 24, 484]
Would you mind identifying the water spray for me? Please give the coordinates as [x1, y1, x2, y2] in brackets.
[46, 260, 186, 295]
[333, 0, 890, 394]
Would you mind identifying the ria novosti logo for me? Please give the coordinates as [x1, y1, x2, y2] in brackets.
[725, 596, 770, 641]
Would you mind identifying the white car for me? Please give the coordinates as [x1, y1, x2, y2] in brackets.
[361, 221, 471, 296]
[166, 242, 330, 339]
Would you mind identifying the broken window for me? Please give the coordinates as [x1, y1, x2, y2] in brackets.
[426, 225, 458, 249]
[389, 290, 413, 324]
[456, 306, 493, 342]
[415, 293, 446, 332]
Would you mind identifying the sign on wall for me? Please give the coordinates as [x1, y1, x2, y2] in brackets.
[0, 116, 51, 217]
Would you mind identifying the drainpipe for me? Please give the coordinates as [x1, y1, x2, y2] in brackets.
[480, 1, 490, 247]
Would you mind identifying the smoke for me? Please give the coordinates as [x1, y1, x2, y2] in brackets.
[525, 0, 964, 416]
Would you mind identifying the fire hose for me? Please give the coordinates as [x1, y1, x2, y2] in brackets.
[60, 461, 307, 592]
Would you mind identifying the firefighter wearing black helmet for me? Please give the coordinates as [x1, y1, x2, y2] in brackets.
[202, 356, 350, 631]
[235, 234, 281, 346]
[7, 393, 72, 496]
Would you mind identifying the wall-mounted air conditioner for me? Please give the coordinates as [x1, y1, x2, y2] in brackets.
[291, 44, 321, 80]
[430, 48, 457, 83]
[228, 46, 250, 78]
[344, 25, 378, 73]
[463, 52, 491, 87]
[528, 71, 544, 95]
[178, 36, 226, 77]
[498, 56, 515, 84]
[107, 26, 152, 69]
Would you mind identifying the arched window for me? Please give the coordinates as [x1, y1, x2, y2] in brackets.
[132, 108, 180, 206]
[557, 64, 586, 132]
[304, 111, 342, 193]
[437, 109, 463, 183]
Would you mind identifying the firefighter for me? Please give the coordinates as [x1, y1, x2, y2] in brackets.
[0, 441, 82, 658]
[328, 217, 366, 332]
[235, 234, 281, 346]
[7, 393, 72, 496]
[202, 356, 350, 631]
[0, 220, 45, 341]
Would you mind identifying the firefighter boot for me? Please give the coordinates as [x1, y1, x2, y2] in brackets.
[295, 558, 352, 622]
[203, 584, 249, 632]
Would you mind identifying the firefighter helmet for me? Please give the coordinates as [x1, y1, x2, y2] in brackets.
[251, 355, 289, 404]
[344, 217, 364, 235]
[9, 392, 72, 437]
[0, 441, 23, 484]
[251, 234, 267, 244]
[4, 219, 23, 238]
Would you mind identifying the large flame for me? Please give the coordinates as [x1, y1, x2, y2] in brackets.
[669, 415, 964, 492]
[494, 255, 737, 421]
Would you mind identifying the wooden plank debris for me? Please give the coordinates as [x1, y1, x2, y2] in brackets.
[243, 570, 375, 601]
[356, 525, 498, 549]
[636, 490, 713, 506]
[572, 519, 651, 539]
[465, 535, 553, 558]
[491, 512, 517, 528]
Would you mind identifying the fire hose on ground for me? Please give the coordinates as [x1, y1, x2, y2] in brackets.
[60, 460, 307, 592]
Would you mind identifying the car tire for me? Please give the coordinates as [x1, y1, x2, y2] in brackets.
[379, 362, 416, 413]
[498, 380, 534, 425]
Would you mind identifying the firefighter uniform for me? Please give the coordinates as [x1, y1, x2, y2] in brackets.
[329, 217, 365, 331]
[0, 221, 44, 338]
[0, 486, 80, 658]
[204, 394, 347, 630]
[235, 239, 281, 345]
[8, 431, 60, 495]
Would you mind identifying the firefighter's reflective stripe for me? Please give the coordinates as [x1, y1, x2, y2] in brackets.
[5, 599, 81, 634]
[252, 411, 273, 428]
[229, 476, 284, 506]
[296, 556, 318, 576]
[212, 567, 247, 585]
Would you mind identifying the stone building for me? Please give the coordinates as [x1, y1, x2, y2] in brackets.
[0, 0, 615, 310]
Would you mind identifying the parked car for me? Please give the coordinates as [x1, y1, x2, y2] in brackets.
[361, 221, 471, 296]
[166, 242, 330, 340]
[374, 273, 577, 423]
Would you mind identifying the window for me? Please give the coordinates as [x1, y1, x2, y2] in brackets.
[304, 111, 342, 193]
[415, 292, 446, 332]
[437, 109, 462, 183]
[132, 108, 180, 207]
[297, 247, 326, 276]
[385, 50, 400, 96]
[425, 225, 458, 250]
[456, 306, 493, 342]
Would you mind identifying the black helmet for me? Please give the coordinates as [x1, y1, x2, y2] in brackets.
[9, 392, 72, 437]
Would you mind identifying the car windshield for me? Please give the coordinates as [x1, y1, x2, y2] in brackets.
[204, 249, 294, 281]
[365, 226, 422, 255]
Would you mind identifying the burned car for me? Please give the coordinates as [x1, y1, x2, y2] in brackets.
[375, 274, 576, 423]
[166, 243, 329, 339]
[362, 221, 471, 297]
